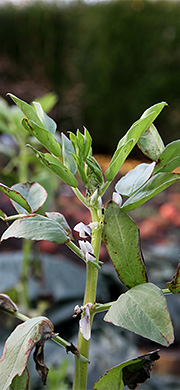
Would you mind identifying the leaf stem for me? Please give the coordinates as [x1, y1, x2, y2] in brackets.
[0, 307, 89, 363]
[71, 187, 88, 208]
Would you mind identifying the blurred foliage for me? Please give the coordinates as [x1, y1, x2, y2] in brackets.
[0, 1, 180, 154]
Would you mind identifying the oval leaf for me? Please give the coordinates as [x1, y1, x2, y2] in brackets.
[0, 316, 54, 389]
[154, 140, 180, 175]
[103, 201, 147, 288]
[11, 182, 47, 214]
[122, 172, 180, 211]
[115, 162, 156, 197]
[0, 183, 31, 213]
[93, 350, 160, 390]
[22, 118, 61, 157]
[1, 214, 71, 244]
[137, 123, 165, 161]
[28, 145, 78, 187]
[104, 283, 174, 346]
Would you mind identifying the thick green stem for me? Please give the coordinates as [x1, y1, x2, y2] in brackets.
[73, 207, 102, 390]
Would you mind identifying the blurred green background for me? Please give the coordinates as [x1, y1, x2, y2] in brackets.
[0, 1, 180, 389]
[0, 0, 180, 155]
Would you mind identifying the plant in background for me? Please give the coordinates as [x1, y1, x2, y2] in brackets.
[0, 94, 180, 390]
[0, 93, 59, 310]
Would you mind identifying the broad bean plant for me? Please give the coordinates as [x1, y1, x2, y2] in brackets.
[0, 94, 180, 390]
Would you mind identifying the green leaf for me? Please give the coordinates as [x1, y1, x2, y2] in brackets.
[137, 123, 165, 161]
[11, 182, 47, 214]
[0, 316, 54, 389]
[83, 126, 92, 159]
[103, 201, 147, 288]
[117, 102, 167, 151]
[45, 212, 72, 238]
[115, 162, 156, 197]
[61, 133, 77, 174]
[35, 92, 58, 113]
[10, 368, 29, 390]
[0, 209, 7, 221]
[32, 101, 57, 135]
[166, 262, 180, 293]
[22, 118, 61, 157]
[1, 214, 71, 244]
[153, 140, 180, 174]
[86, 156, 104, 185]
[28, 145, 78, 187]
[104, 283, 174, 346]
[93, 350, 160, 390]
[8, 93, 42, 127]
[105, 138, 135, 181]
[122, 172, 180, 211]
[0, 183, 31, 213]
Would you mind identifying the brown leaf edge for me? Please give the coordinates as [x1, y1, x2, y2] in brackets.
[123, 350, 160, 389]
[166, 262, 180, 293]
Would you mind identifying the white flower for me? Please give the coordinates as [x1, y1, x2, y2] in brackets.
[74, 222, 91, 238]
[79, 240, 94, 257]
[80, 303, 93, 340]
[112, 192, 123, 207]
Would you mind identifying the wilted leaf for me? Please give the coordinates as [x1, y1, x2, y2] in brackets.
[11, 182, 47, 214]
[122, 172, 180, 211]
[93, 350, 160, 390]
[10, 368, 29, 390]
[166, 262, 180, 293]
[153, 140, 180, 175]
[115, 162, 156, 197]
[104, 283, 174, 346]
[1, 214, 71, 244]
[28, 145, 78, 187]
[103, 201, 147, 288]
[137, 123, 165, 161]
[0, 316, 54, 389]
[0, 293, 18, 312]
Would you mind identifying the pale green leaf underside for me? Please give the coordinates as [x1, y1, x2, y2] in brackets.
[122, 172, 180, 211]
[104, 283, 174, 346]
[11, 182, 47, 214]
[0, 183, 31, 213]
[115, 162, 156, 197]
[1, 214, 71, 244]
[0, 317, 53, 390]
[103, 201, 147, 288]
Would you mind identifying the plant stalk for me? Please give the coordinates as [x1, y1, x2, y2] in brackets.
[73, 207, 102, 390]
